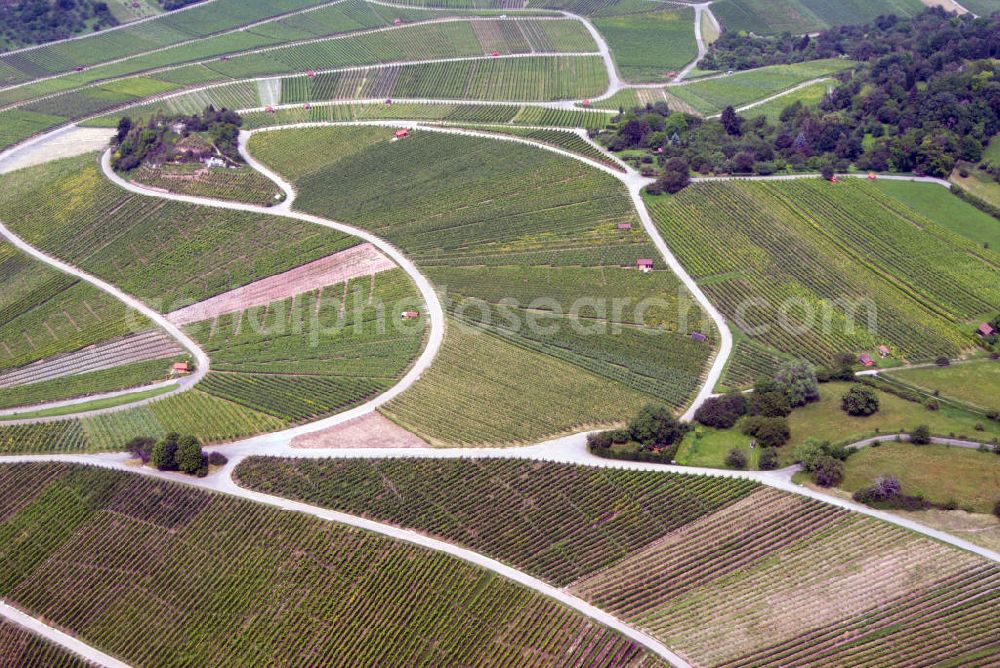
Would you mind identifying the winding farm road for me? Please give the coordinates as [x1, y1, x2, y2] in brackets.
[0, 221, 210, 423]
[99, 148, 447, 440]
[0, 424, 997, 667]
[0, 7, 992, 663]
[674, 3, 714, 82]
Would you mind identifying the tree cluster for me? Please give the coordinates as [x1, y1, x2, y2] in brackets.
[701, 10, 1000, 73]
[841, 385, 880, 416]
[127, 432, 221, 477]
[111, 106, 243, 172]
[603, 9, 1000, 188]
[587, 403, 690, 461]
[794, 438, 852, 487]
[0, 0, 117, 50]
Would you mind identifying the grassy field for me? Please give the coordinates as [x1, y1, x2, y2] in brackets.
[957, 0, 1000, 14]
[249, 126, 716, 444]
[0, 462, 660, 667]
[594, 7, 697, 82]
[950, 163, 1000, 215]
[839, 441, 1000, 513]
[741, 79, 832, 123]
[884, 360, 1000, 413]
[785, 381, 1000, 450]
[874, 178, 1000, 250]
[668, 59, 855, 116]
[233, 456, 1000, 667]
[677, 379, 1000, 470]
[710, 0, 924, 35]
[0, 154, 358, 309]
[647, 179, 1000, 374]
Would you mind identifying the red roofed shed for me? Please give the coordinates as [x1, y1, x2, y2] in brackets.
[878, 345, 891, 357]
[617, 223, 632, 230]
[394, 129, 409, 139]
[979, 322, 996, 337]
[394, 18, 402, 26]
[401, 310, 420, 320]
[491, 51, 500, 57]
[859, 353, 875, 367]
[172, 361, 190, 374]
[636, 259, 654, 271]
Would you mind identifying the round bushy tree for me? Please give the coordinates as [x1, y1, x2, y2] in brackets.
[694, 392, 748, 429]
[150, 433, 180, 471]
[812, 455, 845, 487]
[841, 386, 880, 416]
[175, 435, 204, 474]
[629, 404, 689, 449]
[758, 447, 780, 471]
[910, 424, 932, 445]
[742, 416, 790, 448]
[725, 448, 748, 470]
[774, 361, 820, 407]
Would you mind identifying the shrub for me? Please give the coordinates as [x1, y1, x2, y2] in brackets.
[758, 447, 780, 470]
[742, 415, 790, 448]
[725, 448, 748, 469]
[587, 431, 613, 449]
[841, 386, 880, 416]
[935, 356, 951, 366]
[150, 432, 180, 471]
[125, 436, 155, 464]
[629, 404, 689, 449]
[694, 392, 748, 428]
[610, 428, 631, 444]
[994, 499, 1000, 520]
[750, 390, 791, 418]
[910, 424, 932, 445]
[207, 451, 229, 467]
[812, 455, 845, 487]
[175, 435, 204, 475]
[773, 361, 820, 407]
[925, 399, 939, 411]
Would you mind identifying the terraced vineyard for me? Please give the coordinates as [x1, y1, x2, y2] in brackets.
[592, 7, 697, 82]
[188, 268, 427, 423]
[0, 358, 181, 412]
[0, 618, 90, 668]
[449, 124, 624, 169]
[0, 154, 358, 309]
[0, 242, 148, 373]
[647, 178, 1000, 377]
[131, 163, 285, 205]
[237, 102, 614, 131]
[235, 457, 1000, 667]
[0, 462, 663, 667]
[235, 458, 759, 585]
[710, 0, 925, 35]
[248, 126, 715, 444]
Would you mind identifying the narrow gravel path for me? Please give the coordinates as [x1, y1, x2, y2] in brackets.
[674, 2, 712, 82]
